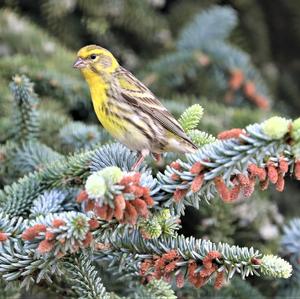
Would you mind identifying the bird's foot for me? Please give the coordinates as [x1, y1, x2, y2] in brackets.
[152, 153, 164, 167]
[153, 153, 162, 162]
[131, 149, 150, 171]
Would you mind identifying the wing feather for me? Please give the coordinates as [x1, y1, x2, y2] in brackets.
[113, 67, 197, 149]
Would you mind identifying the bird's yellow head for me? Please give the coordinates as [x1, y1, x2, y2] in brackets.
[73, 45, 119, 77]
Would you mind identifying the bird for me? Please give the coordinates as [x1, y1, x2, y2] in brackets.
[73, 45, 197, 170]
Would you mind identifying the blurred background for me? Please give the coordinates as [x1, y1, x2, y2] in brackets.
[0, 0, 300, 298]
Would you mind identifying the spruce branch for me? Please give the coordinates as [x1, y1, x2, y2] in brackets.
[0, 144, 147, 217]
[9, 75, 40, 142]
[187, 130, 216, 147]
[177, 6, 237, 50]
[281, 218, 300, 282]
[40, 149, 93, 189]
[276, 288, 300, 299]
[147, 50, 198, 88]
[158, 117, 297, 214]
[90, 143, 142, 172]
[282, 218, 300, 263]
[0, 211, 96, 289]
[0, 141, 62, 185]
[0, 211, 27, 241]
[0, 116, 299, 222]
[97, 228, 292, 285]
[30, 189, 78, 217]
[0, 114, 297, 292]
[13, 141, 63, 175]
[0, 141, 18, 186]
[22, 211, 93, 256]
[0, 279, 20, 299]
[148, 5, 271, 109]
[0, 238, 63, 289]
[78, 167, 157, 225]
[179, 104, 204, 132]
[0, 4, 298, 298]
[0, 173, 43, 216]
[59, 122, 102, 153]
[135, 278, 176, 299]
[64, 253, 110, 299]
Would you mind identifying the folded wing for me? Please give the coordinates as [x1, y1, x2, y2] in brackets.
[113, 67, 197, 149]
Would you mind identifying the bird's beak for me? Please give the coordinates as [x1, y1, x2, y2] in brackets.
[73, 57, 86, 69]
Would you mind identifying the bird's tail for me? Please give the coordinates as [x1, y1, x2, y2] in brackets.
[182, 138, 198, 153]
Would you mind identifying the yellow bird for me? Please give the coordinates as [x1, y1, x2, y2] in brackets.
[73, 45, 197, 169]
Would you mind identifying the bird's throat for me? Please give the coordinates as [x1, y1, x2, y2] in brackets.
[81, 69, 108, 106]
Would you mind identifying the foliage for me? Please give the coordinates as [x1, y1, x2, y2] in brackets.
[0, 74, 297, 298]
[0, 1, 299, 298]
[146, 6, 270, 110]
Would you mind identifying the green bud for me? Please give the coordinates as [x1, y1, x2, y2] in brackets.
[139, 217, 162, 239]
[261, 255, 292, 279]
[98, 166, 123, 185]
[156, 209, 171, 223]
[71, 215, 90, 238]
[262, 116, 291, 139]
[154, 209, 181, 236]
[179, 104, 204, 132]
[85, 172, 106, 198]
[187, 129, 216, 147]
[291, 117, 300, 143]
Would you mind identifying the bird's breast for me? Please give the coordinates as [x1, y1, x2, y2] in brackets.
[83, 73, 122, 138]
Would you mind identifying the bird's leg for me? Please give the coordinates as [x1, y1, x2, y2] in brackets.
[131, 149, 150, 171]
[152, 153, 164, 167]
[153, 153, 162, 163]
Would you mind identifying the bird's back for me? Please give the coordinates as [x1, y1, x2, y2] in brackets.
[108, 67, 197, 153]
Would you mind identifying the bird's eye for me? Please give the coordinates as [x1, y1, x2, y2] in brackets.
[90, 54, 97, 60]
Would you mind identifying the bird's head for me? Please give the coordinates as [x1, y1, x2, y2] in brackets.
[73, 45, 119, 76]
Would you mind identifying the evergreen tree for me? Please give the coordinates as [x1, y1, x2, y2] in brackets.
[0, 2, 299, 298]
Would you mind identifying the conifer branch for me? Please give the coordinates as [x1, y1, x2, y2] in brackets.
[158, 117, 299, 214]
[134, 279, 176, 299]
[96, 228, 291, 286]
[148, 6, 271, 109]
[10, 75, 40, 142]
[1, 3, 298, 298]
[30, 189, 77, 217]
[0, 113, 297, 292]
[0, 237, 63, 290]
[58, 122, 102, 153]
[0, 143, 150, 217]
[13, 141, 63, 175]
[64, 253, 110, 299]
[281, 218, 300, 282]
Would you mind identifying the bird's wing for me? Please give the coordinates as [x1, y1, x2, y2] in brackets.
[113, 67, 197, 149]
